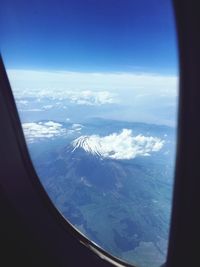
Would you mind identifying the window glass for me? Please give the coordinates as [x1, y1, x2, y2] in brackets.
[1, 1, 178, 266]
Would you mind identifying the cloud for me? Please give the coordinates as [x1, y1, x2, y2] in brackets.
[22, 121, 67, 142]
[72, 123, 83, 131]
[7, 69, 177, 91]
[7, 69, 178, 125]
[43, 105, 54, 110]
[19, 108, 43, 112]
[67, 90, 117, 105]
[15, 88, 117, 106]
[7, 69, 177, 101]
[72, 129, 165, 160]
[18, 100, 29, 105]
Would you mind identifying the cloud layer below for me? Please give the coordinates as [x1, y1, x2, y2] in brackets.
[8, 69, 178, 126]
[7, 69, 178, 99]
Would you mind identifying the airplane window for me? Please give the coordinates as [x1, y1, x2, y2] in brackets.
[0, 0, 178, 266]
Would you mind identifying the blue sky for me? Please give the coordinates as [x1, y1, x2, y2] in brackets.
[1, 0, 177, 73]
[0, 0, 178, 126]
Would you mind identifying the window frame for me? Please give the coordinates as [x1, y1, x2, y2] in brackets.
[0, 55, 134, 267]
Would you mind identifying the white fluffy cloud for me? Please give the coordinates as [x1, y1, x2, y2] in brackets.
[22, 121, 66, 142]
[72, 129, 165, 160]
[18, 100, 29, 105]
[43, 105, 54, 110]
[71, 123, 83, 131]
[15, 88, 117, 106]
[68, 90, 117, 105]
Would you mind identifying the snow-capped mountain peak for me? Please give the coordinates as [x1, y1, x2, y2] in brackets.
[71, 129, 164, 160]
[72, 136, 102, 157]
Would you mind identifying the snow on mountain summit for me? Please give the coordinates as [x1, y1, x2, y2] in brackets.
[71, 129, 164, 160]
[72, 135, 102, 157]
